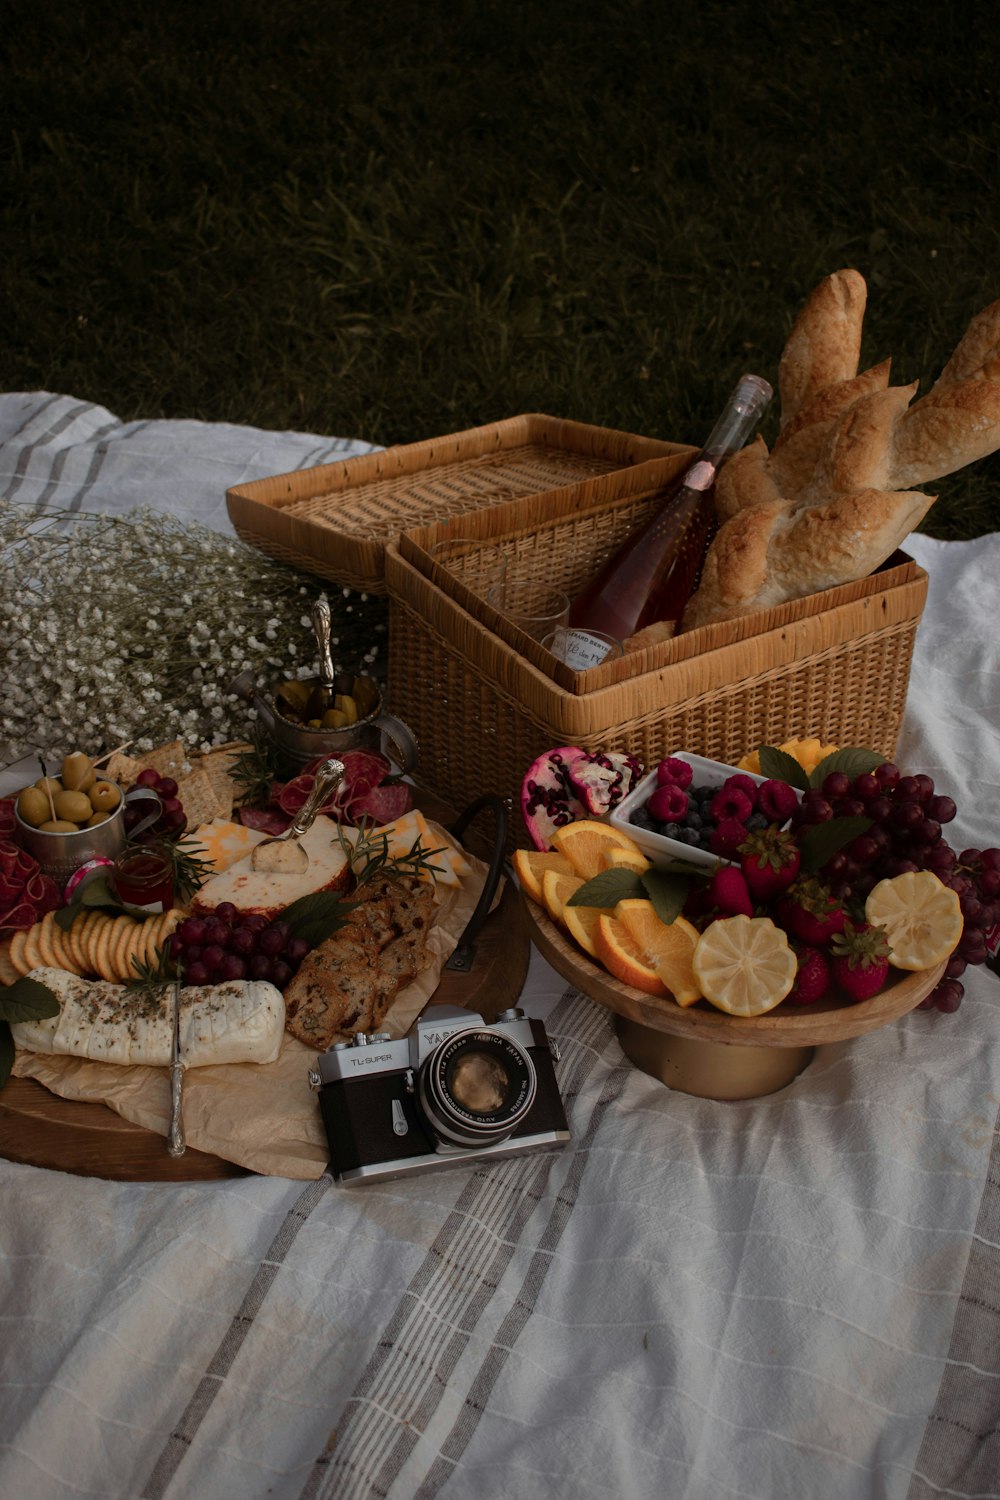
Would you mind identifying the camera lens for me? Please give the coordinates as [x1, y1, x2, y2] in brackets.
[417, 1028, 537, 1148]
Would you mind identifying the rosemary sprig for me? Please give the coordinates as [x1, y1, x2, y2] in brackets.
[228, 725, 282, 809]
[340, 820, 448, 889]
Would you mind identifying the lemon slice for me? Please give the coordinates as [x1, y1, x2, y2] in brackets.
[512, 847, 575, 905]
[595, 900, 702, 1003]
[551, 819, 645, 880]
[865, 871, 963, 971]
[692, 915, 797, 1016]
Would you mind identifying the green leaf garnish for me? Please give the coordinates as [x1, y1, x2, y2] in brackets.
[757, 746, 810, 789]
[799, 816, 873, 873]
[808, 747, 887, 787]
[0, 975, 62, 1025]
[567, 869, 645, 907]
[280, 889, 352, 948]
[639, 868, 692, 924]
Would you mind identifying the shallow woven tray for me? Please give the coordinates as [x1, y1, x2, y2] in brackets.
[226, 414, 690, 594]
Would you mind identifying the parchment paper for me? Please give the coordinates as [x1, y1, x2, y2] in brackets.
[12, 821, 500, 1179]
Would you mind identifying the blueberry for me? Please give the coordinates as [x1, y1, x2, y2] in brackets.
[631, 807, 657, 831]
[746, 812, 768, 831]
[686, 811, 703, 830]
[663, 822, 682, 839]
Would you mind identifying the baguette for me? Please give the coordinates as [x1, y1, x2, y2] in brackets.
[683, 272, 1000, 627]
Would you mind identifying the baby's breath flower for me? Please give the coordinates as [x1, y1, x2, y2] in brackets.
[0, 500, 387, 762]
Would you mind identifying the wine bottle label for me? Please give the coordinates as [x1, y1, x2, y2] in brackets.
[548, 627, 619, 671]
[684, 459, 716, 492]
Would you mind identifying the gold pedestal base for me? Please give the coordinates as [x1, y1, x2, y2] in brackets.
[614, 1016, 815, 1101]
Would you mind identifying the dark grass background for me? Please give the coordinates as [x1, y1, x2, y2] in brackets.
[4, 0, 1000, 537]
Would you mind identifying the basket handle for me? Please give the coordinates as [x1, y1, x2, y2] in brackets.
[445, 794, 508, 973]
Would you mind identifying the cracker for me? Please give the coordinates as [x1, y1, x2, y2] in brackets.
[111, 916, 140, 982]
[198, 749, 240, 821]
[176, 765, 227, 830]
[100, 751, 143, 789]
[0, 938, 19, 987]
[8, 929, 29, 978]
[36, 911, 63, 970]
[81, 912, 112, 977]
[137, 740, 188, 779]
[22, 921, 45, 973]
[68, 911, 99, 974]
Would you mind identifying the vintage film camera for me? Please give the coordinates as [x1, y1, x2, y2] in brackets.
[309, 1004, 570, 1185]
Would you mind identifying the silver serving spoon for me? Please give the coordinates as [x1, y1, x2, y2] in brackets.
[304, 598, 336, 721]
[250, 757, 345, 874]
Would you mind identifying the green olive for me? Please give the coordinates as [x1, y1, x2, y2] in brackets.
[16, 786, 51, 828]
[61, 751, 96, 792]
[85, 810, 110, 827]
[88, 780, 122, 813]
[39, 819, 80, 833]
[34, 776, 63, 799]
[53, 789, 95, 825]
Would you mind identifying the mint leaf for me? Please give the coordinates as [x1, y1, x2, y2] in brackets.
[758, 746, 810, 790]
[799, 816, 873, 873]
[0, 1022, 13, 1093]
[567, 869, 644, 907]
[808, 747, 886, 788]
[280, 890, 352, 948]
[0, 976, 62, 1025]
[640, 869, 692, 924]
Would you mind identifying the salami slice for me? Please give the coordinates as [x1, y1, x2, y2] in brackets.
[238, 807, 291, 835]
[348, 782, 414, 826]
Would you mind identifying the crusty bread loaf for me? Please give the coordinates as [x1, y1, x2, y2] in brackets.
[777, 268, 867, 424]
[683, 272, 1000, 628]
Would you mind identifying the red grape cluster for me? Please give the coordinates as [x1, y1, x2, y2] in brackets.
[788, 763, 999, 1013]
[125, 768, 187, 841]
[168, 903, 311, 988]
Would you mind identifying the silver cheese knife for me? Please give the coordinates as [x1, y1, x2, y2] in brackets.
[167, 980, 186, 1158]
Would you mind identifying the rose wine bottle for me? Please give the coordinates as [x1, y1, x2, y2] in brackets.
[555, 373, 773, 668]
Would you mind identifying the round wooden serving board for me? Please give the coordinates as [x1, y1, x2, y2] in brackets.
[523, 898, 945, 1099]
[0, 789, 530, 1181]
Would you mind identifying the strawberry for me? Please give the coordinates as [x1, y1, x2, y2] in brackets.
[830, 920, 891, 1002]
[775, 876, 847, 947]
[789, 944, 830, 1005]
[738, 826, 801, 900]
[708, 865, 754, 917]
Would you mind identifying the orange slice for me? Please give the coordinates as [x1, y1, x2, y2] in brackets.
[865, 871, 963, 971]
[692, 915, 797, 1016]
[595, 900, 702, 1001]
[602, 846, 652, 875]
[541, 869, 586, 923]
[512, 847, 575, 905]
[561, 903, 612, 959]
[551, 819, 644, 880]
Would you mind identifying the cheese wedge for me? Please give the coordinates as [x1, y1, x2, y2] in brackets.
[192, 818, 265, 873]
[11, 968, 284, 1068]
[190, 819, 350, 921]
[377, 810, 471, 888]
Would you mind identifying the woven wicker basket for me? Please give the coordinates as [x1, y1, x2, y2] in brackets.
[384, 475, 928, 848]
[225, 414, 689, 594]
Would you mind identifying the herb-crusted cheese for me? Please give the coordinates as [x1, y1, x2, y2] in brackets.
[11, 969, 285, 1067]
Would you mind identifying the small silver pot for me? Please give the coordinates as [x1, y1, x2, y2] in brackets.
[230, 671, 419, 776]
[14, 786, 162, 888]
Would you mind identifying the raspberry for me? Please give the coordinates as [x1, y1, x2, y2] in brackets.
[646, 783, 690, 823]
[710, 787, 753, 823]
[721, 773, 759, 808]
[710, 818, 748, 856]
[655, 757, 694, 790]
[756, 779, 798, 824]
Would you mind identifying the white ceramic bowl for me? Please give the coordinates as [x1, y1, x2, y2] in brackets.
[609, 751, 799, 872]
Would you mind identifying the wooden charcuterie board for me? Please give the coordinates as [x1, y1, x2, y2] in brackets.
[0, 788, 529, 1181]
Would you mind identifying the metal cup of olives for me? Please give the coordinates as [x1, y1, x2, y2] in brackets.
[13, 755, 135, 885]
[229, 669, 420, 775]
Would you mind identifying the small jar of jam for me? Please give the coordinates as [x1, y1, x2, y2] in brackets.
[112, 842, 175, 913]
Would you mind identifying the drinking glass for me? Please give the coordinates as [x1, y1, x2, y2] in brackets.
[428, 537, 508, 596]
[487, 579, 571, 641]
[542, 626, 624, 668]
